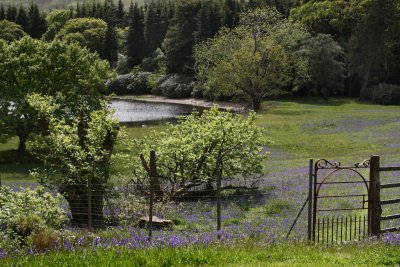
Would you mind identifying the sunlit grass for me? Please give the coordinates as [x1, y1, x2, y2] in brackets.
[3, 242, 400, 266]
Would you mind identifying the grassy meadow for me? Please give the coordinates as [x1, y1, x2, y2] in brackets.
[4, 242, 400, 266]
[1, 97, 400, 265]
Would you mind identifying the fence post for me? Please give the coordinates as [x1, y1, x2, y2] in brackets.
[308, 159, 314, 242]
[148, 150, 156, 242]
[216, 166, 222, 240]
[369, 155, 381, 236]
[88, 177, 92, 230]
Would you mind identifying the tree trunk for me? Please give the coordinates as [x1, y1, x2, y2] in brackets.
[59, 184, 104, 228]
[251, 95, 261, 111]
[18, 135, 27, 153]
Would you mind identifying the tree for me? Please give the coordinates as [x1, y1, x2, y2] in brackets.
[126, 2, 145, 68]
[6, 6, 17, 22]
[116, 0, 125, 26]
[103, 24, 119, 65]
[16, 5, 28, 32]
[0, 20, 26, 42]
[27, 3, 46, 39]
[0, 37, 110, 152]
[348, 0, 397, 94]
[130, 107, 269, 200]
[162, 0, 201, 74]
[195, 8, 308, 110]
[27, 94, 119, 228]
[42, 9, 72, 41]
[0, 5, 5, 20]
[56, 18, 107, 56]
[303, 34, 346, 97]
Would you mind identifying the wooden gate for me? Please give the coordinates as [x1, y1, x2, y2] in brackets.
[369, 155, 400, 234]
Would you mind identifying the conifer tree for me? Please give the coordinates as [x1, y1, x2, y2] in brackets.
[27, 3, 46, 39]
[223, 0, 239, 29]
[16, 5, 29, 32]
[162, 0, 201, 73]
[127, 2, 145, 68]
[0, 5, 6, 20]
[116, 0, 125, 26]
[6, 6, 17, 22]
[103, 23, 119, 64]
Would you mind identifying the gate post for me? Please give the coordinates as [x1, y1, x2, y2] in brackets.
[307, 159, 313, 242]
[369, 155, 381, 236]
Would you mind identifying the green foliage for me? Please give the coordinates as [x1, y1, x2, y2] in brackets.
[56, 17, 107, 56]
[103, 24, 119, 64]
[156, 74, 196, 98]
[130, 107, 270, 199]
[371, 83, 400, 105]
[5, 242, 400, 266]
[27, 94, 120, 187]
[0, 186, 67, 233]
[195, 8, 309, 110]
[0, 20, 26, 42]
[105, 72, 151, 95]
[302, 34, 346, 97]
[162, 0, 201, 74]
[42, 9, 72, 41]
[126, 2, 145, 68]
[0, 37, 110, 151]
[264, 199, 291, 216]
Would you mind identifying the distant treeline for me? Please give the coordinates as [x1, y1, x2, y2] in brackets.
[1, 0, 399, 105]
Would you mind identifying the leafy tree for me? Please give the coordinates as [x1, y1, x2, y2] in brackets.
[162, 0, 201, 74]
[42, 9, 72, 41]
[126, 2, 145, 68]
[0, 20, 27, 42]
[129, 107, 269, 200]
[195, 8, 308, 110]
[0, 37, 109, 152]
[56, 18, 107, 56]
[28, 94, 119, 228]
[303, 34, 346, 97]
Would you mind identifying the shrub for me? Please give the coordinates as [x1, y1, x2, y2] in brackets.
[30, 228, 59, 251]
[105, 72, 151, 95]
[9, 214, 46, 240]
[372, 83, 400, 105]
[0, 186, 68, 233]
[157, 74, 195, 98]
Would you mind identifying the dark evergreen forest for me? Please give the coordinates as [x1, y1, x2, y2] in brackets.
[1, 0, 399, 107]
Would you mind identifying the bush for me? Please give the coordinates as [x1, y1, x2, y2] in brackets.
[105, 72, 151, 95]
[0, 186, 67, 233]
[372, 83, 400, 105]
[157, 74, 195, 99]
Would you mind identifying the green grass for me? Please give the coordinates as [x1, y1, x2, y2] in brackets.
[3, 242, 400, 266]
[2, 97, 400, 181]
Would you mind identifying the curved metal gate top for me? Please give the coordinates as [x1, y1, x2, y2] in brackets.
[309, 158, 371, 244]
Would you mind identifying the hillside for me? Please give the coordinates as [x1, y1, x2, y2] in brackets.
[0, 0, 143, 10]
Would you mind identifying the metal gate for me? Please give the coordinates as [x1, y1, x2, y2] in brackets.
[307, 158, 372, 244]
